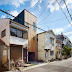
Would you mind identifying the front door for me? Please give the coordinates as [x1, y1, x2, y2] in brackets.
[45, 50, 49, 62]
[23, 49, 27, 63]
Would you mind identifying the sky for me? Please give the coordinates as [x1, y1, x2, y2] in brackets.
[0, 0, 72, 42]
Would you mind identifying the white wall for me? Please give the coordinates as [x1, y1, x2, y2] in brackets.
[10, 36, 28, 46]
[45, 33, 56, 60]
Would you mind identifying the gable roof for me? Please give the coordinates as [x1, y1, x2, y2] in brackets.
[38, 30, 56, 37]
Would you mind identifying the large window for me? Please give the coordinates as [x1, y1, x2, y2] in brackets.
[33, 22, 35, 31]
[50, 37, 54, 45]
[10, 27, 23, 38]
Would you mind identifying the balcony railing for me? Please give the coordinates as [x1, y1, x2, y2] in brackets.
[10, 36, 28, 46]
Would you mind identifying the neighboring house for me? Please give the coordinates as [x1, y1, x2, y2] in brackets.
[0, 19, 28, 70]
[37, 30, 56, 62]
[56, 34, 71, 48]
[0, 39, 8, 71]
[56, 40, 62, 59]
[13, 9, 37, 61]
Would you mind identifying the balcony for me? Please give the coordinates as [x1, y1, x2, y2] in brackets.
[10, 36, 28, 46]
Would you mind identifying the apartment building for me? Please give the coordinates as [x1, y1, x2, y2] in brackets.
[56, 34, 71, 48]
[13, 9, 37, 61]
[0, 19, 28, 70]
[37, 30, 56, 62]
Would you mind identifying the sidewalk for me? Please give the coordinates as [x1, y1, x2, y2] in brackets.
[5, 62, 47, 72]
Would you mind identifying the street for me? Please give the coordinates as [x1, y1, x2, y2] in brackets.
[22, 57, 72, 72]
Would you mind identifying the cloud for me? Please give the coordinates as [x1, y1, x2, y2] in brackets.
[38, 5, 41, 11]
[47, 0, 72, 13]
[10, 10, 19, 16]
[1, 15, 6, 18]
[40, 0, 42, 3]
[30, 0, 42, 8]
[64, 31, 72, 42]
[0, 0, 28, 7]
[68, 22, 72, 27]
[53, 28, 64, 34]
[31, 0, 38, 8]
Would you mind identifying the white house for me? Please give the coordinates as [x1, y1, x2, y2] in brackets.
[37, 30, 56, 62]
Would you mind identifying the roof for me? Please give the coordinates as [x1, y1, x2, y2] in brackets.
[38, 30, 56, 36]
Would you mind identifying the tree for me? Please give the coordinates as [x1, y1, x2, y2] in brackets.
[62, 45, 71, 58]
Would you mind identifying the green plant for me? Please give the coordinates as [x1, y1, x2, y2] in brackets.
[62, 45, 71, 58]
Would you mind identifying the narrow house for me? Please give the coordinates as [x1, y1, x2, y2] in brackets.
[37, 30, 56, 62]
[0, 19, 28, 70]
[56, 40, 62, 59]
[13, 9, 37, 61]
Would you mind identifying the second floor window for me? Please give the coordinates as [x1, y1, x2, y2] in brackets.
[50, 37, 54, 45]
[10, 27, 23, 38]
[33, 22, 35, 31]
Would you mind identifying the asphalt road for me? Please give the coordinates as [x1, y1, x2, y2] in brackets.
[22, 57, 72, 72]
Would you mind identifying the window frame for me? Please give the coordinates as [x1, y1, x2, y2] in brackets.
[33, 22, 35, 31]
[1, 29, 6, 38]
[10, 27, 23, 38]
[50, 50, 54, 56]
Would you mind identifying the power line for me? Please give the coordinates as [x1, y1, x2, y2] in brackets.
[37, 0, 53, 19]
[37, 13, 72, 26]
[37, 0, 62, 26]
[56, 0, 71, 25]
[28, 0, 40, 11]
[63, 0, 72, 20]
[0, 9, 46, 32]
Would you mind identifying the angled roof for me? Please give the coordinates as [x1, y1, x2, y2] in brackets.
[38, 30, 56, 37]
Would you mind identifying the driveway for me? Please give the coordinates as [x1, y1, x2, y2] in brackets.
[22, 57, 72, 72]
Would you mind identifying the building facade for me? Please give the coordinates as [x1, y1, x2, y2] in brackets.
[37, 30, 56, 62]
[56, 34, 71, 48]
[0, 19, 28, 70]
[13, 9, 37, 61]
[56, 40, 62, 59]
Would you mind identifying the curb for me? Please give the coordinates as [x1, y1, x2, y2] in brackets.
[22, 63, 47, 71]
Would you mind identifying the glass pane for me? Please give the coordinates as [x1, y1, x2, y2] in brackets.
[33, 22, 35, 31]
[17, 29, 23, 38]
[10, 27, 17, 36]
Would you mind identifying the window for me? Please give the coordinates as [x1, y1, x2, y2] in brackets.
[1, 29, 6, 38]
[33, 22, 35, 31]
[33, 37, 35, 40]
[50, 51, 54, 56]
[10, 27, 23, 38]
[17, 29, 23, 38]
[10, 27, 17, 36]
[27, 23, 28, 26]
[50, 37, 54, 45]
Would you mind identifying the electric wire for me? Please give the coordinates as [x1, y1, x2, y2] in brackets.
[0, 9, 46, 32]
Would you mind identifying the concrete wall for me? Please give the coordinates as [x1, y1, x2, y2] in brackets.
[45, 33, 56, 60]
[0, 44, 8, 70]
[38, 31, 56, 61]
[38, 33, 46, 61]
[10, 36, 28, 46]
[24, 10, 37, 60]
[0, 19, 10, 46]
